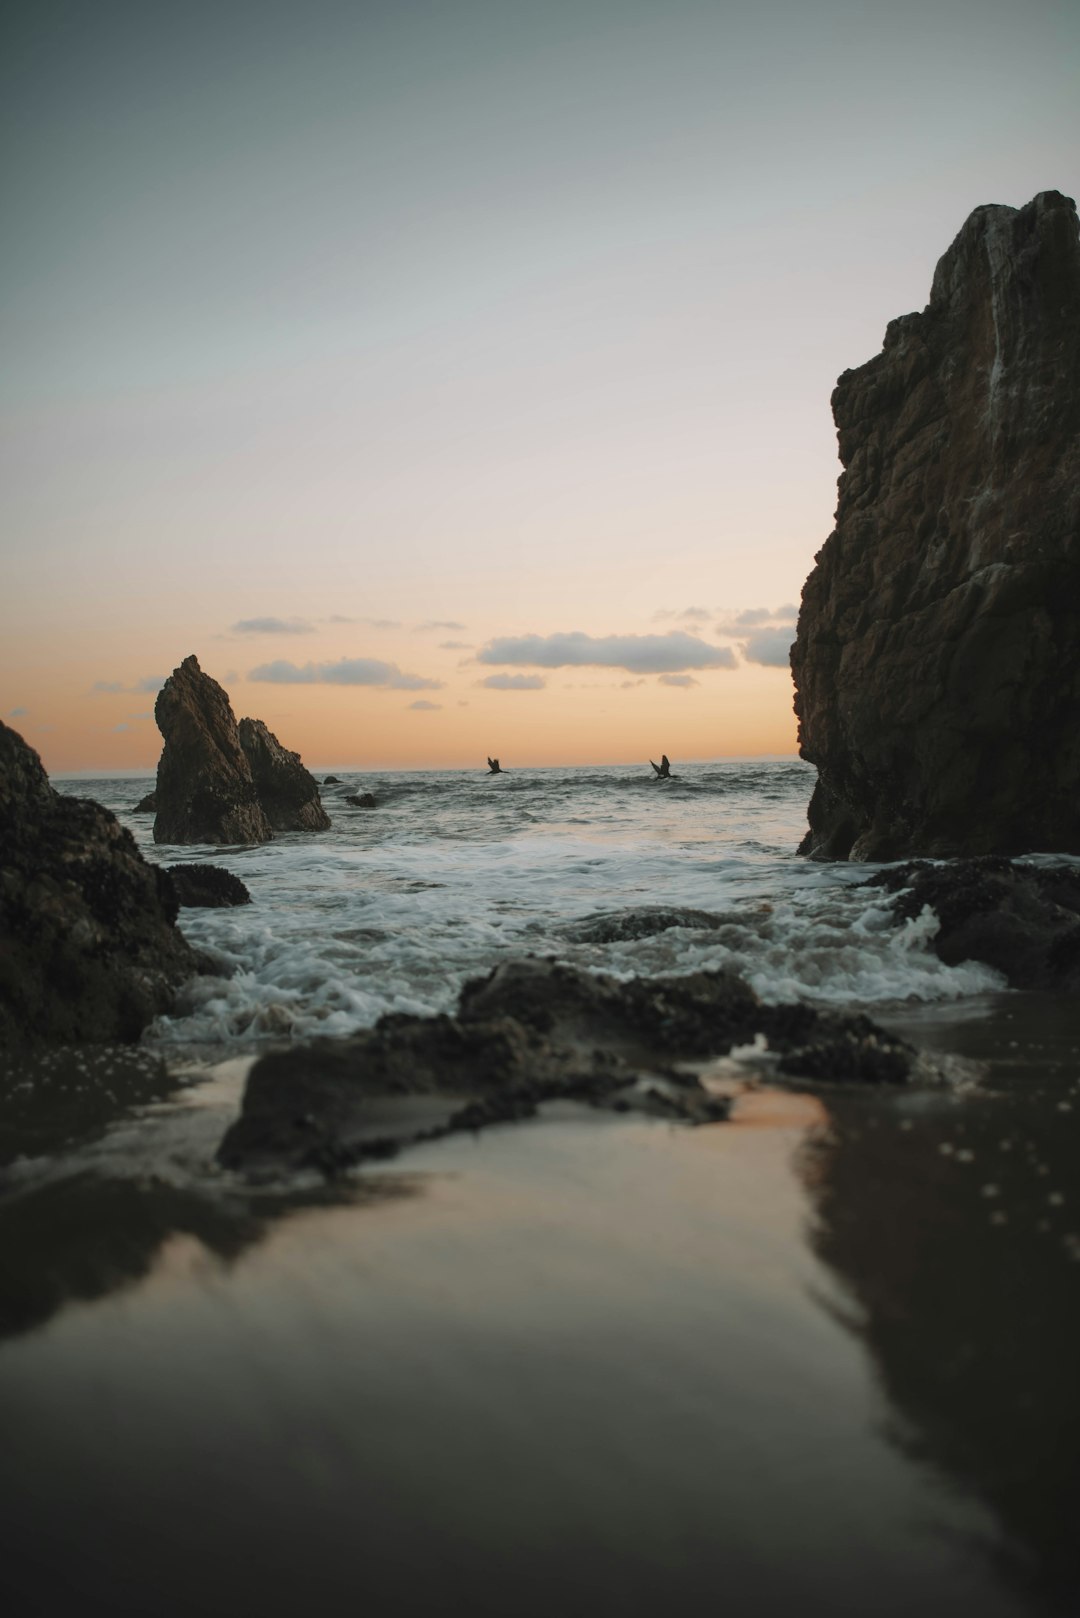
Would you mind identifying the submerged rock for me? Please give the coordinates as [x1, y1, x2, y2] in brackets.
[792, 192, 1080, 859]
[164, 864, 252, 908]
[0, 722, 198, 1046]
[344, 792, 377, 809]
[153, 657, 272, 846]
[219, 958, 920, 1176]
[237, 718, 330, 833]
[867, 858, 1080, 989]
[323, 775, 342, 785]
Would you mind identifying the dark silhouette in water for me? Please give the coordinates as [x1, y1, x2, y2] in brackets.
[650, 755, 672, 778]
[487, 758, 503, 775]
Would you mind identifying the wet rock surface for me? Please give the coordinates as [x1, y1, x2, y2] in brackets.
[868, 858, 1080, 988]
[133, 791, 157, 814]
[792, 191, 1080, 859]
[343, 792, 377, 809]
[219, 958, 921, 1176]
[153, 656, 272, 846]
[237, 718, 330, 833]
[0, 722, 199, 1046]
[164, 864, 252, 908]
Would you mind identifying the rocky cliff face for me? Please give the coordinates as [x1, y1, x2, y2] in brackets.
[153, 657, 273, 845]
[237, 718, 330, 832]
[0, 722, 198, 1045]
[791, 190, 1080, 859]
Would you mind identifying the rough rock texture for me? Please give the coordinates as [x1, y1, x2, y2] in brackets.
[219, 958, 924, 1176]
[133, 791, 157, 814]
[237, 718, 330, 833]
[867, 858, 1080, 989]
[0, 722, 198, 1045]
[153, 657, 272, 846]
[164, 864, 252, 908]
[792, 191, 1080, 859]
[343, 792, 377, 809]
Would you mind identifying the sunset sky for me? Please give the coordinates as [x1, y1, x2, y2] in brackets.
[3, 0, 1077, 772]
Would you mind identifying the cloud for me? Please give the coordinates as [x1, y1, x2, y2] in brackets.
[232, 617, 314, 635]
[740, 625, 797, 668]
[715, 604, 800, 637]
[113, 723, 129, 733]
[129, 712, 153, 722]
[477, 631, 736, 675]
[479, 673, 546, 691]
[658, 674, 700, 688]
[93, 675, 165, 695]
[620, 679, 646, 689]
[416, 620, 466, 633]
[248, 658, 442, 691]
[408, 700, 442, 711]
[8, 706, 28, 717]
[678, 607, 711, 622]
[438, 640, 472, 651]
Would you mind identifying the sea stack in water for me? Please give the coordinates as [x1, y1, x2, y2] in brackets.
[152, 657, 330, 843]
[153, 657, 273, 845]
[791, 191, 1080, 859]
[0, 721, 198, 1045]
[237, 718, 330, 833]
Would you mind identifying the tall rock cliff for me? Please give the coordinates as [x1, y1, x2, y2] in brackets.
[791, 190, 1080, 859]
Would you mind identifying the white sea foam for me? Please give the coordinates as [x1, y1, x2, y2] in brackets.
[62, 762, 1006, 1052]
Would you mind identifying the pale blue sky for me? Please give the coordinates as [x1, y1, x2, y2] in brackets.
[2, 0, 1077, 766]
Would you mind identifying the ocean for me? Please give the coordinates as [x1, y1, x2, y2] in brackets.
[3, 760, 1078, 1617]
[80, 758, 1003, 1053]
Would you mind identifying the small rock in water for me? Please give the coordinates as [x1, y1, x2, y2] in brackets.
[344, 793, 377, 809]
[164, 864, 252, 908]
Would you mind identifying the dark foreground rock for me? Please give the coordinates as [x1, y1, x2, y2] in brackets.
[792, 191, 1080, 859]
[133, 791, 157, 814]
[237, 718, 330, 833]
[343, 792, 377, 809]
[153, 657, 272, 845]
[868, 858, 1080, 989]
[164, 864, 252, 908]
[323, 775, 342, 785]
[219, 958, 925, 1176]
[0, 722, 199, 1046]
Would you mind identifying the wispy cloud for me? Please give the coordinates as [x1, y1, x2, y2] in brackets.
[620, 679, 646, 690]
[416, 620, 466, 633]
[438, 640, 472, 651]
[715, 604, 799, 636]
[479, 673, 546, 691]
[232, 617, 314, 635]
[113, 723, 129, 733]
[740, 626, 797, 668]
[652, 606, 713, 624]
[248, 658, 442, 691]
[658, 674, 700, 688]
[92, 675, 165, 695]
[408, 699, 442, 711]
[477, 631, 736, 675]
[8, 706, 28, 717]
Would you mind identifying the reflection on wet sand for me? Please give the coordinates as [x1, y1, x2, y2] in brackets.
[0, 1170, 416, 1341]
[798, 1069, 1080, 1614]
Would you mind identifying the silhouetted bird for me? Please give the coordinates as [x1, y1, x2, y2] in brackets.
[487, 757, 502, 774]
[650, 754, 671, 778]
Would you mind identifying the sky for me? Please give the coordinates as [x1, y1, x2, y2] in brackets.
[2, 0, 1077, 772]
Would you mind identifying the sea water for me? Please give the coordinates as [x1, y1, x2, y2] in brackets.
[65, 759, 1004, 1054]
[5, 760, 1076, 1616]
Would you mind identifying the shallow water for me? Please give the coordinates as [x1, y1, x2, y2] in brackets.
[3, 763, 1076, 1614]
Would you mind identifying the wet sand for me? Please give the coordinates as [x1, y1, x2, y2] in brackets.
[2, 999, 1078, 1616]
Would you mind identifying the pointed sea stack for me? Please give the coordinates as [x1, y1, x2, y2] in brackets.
[792, 191, 1080, 859]
[238, 718, 330, 832]
[153, 656, 272, 845]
